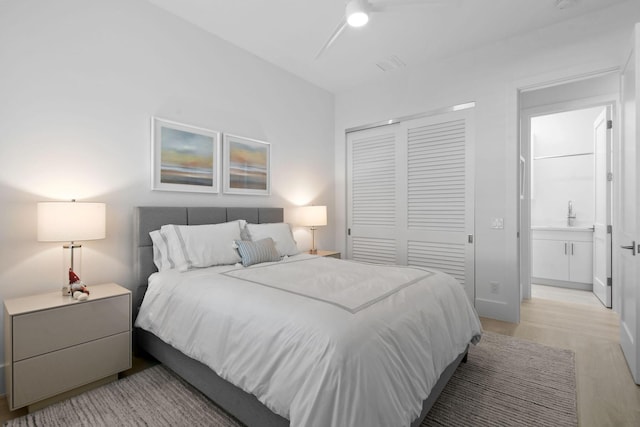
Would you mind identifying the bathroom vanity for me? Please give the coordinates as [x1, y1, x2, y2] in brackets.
[531, 226, 594, 290]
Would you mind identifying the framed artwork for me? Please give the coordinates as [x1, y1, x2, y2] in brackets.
[223, 134, 270, 195]
[151, 117, 220, 193]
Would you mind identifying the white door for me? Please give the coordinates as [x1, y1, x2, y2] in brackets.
[347, 124, 400, 264]
[619, 23, 640, 385]
[346, 109, 475, 303]
[593, 106, 613, 307]
[403, 112, 475, 303]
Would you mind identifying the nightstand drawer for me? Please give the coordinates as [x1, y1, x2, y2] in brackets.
[12, 331, 131, 409]
[12, 294, 130, 361]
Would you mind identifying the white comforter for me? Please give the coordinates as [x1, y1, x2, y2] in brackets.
[135, 254, 482, 427]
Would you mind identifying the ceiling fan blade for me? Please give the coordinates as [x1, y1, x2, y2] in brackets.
[370, 0, 447, 13]
[315, 18, 348, 59]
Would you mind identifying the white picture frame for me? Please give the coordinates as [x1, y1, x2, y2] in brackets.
[223, 134, 271, 195]
[151, 117, 221, 193]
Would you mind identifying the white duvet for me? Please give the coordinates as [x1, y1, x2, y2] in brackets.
[135, 254, 482, 427]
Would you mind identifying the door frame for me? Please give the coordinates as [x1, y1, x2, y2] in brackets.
[516, 70, 620, 313]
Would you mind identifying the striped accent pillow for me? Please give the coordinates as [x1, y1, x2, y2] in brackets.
[235, 238, 281, 267]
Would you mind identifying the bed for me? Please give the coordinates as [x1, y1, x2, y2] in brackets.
[133, 206, 482, 427]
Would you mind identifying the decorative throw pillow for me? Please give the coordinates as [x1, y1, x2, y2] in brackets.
[245, 223, 300, 257]
[235, 238, 281, 267]
[160, 222, 242, 271]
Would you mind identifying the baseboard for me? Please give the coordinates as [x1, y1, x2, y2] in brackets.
[475, 298, 515, 323]
[532, 278, 592, 291]
[0, 365, 5, 396]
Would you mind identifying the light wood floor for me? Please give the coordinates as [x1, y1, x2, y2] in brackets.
[531, 283, 603, 308]
[1, 299, 638, 426]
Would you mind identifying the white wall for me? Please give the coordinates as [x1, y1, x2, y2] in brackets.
[531, 107, 603, 228]
[0, 0, 334, 391]
[334, 1, 640, 322]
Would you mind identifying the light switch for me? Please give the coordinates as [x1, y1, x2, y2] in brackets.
[491, 218, 504, 229]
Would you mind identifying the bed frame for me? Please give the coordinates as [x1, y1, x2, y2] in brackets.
[133, 206, 468, 427]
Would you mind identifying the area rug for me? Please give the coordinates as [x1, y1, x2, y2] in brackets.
[422, 332, 577, 427]
[5, 332, 577, 427]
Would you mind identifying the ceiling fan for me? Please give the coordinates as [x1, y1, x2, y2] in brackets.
[316, 0, 445, 59]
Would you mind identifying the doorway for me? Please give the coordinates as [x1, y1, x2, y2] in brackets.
[528, 106, 612, 308]
[518, 72, 619, 311]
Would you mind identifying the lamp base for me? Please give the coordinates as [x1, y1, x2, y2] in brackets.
[309, 249, 318, 254]
[62, 243, 82, 293]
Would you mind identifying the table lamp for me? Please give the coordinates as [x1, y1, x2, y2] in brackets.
[297, 205, 327, 254]
[37, 200, 106, 289]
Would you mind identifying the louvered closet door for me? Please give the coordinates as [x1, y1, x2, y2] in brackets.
[347, 124, 401, 264]
[403, 111, 475, 303]
[347, 109, 475, 304]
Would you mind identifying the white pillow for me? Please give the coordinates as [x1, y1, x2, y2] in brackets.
[160, 222, 242, 271]
[245, 223, 300, 257]
[232, 219, 251, 240]
[149, 229, 173, 271]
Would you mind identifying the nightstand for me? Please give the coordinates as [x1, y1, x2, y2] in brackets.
[4, 283, 132, 412]
[315, 250, 341, 259]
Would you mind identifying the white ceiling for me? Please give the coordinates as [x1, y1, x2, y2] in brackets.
[146, 0, 631, 93]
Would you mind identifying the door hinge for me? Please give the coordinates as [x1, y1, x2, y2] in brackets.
[607, 172, 613, 182]
[467, 234, 473, 244]
[607, 277, 612, 287]
[347, 228, 351, 236]
[607, 225, 612, 234]
[607, 119, 613, 129]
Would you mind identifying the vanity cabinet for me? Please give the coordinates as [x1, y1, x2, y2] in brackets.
[532, 229, 593, 287]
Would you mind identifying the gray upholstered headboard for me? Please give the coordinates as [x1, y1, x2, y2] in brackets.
[133, 206, 283, 315]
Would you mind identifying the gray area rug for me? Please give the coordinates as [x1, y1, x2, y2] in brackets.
[423, 332, 577, 427]
[5, 332, 576, 427]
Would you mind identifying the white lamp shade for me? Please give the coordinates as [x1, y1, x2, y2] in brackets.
[297, 206, 327, 227]
[37, 202, 106, 242]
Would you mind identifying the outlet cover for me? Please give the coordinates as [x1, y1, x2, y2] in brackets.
[490, 281, 500, 294]
[491, 218, 504, 229]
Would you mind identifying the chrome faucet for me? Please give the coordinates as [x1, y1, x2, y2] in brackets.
[567, 200, 576, 226]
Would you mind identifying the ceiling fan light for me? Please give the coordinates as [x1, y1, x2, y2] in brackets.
[346, 0, 369, 27]
[347, 11, 369, 27]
